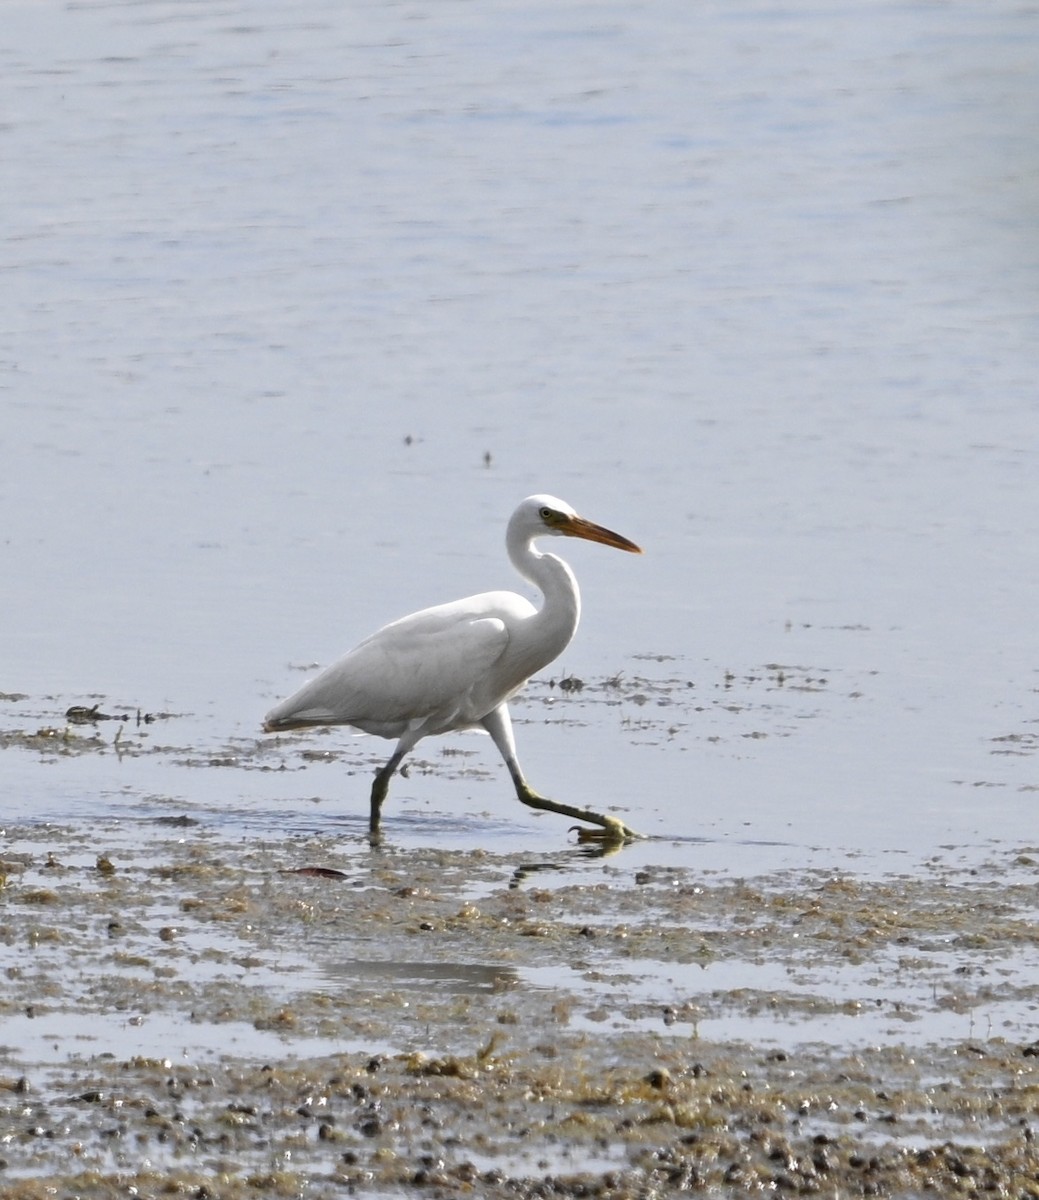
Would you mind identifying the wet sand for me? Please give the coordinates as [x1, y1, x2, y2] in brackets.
[2, 796, 1038, 1197]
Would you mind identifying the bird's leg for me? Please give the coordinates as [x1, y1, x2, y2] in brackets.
[514, 778, 643, 842]
[369, 728, 428, 837]
[369, 743, 408, 835]
[369, 761, 394, 835]
[480, 705, 643, 842]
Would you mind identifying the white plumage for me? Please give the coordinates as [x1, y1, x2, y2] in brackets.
[264, 495, 642, 840]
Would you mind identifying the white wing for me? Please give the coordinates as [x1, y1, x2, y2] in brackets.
[264, 590, 536, 738]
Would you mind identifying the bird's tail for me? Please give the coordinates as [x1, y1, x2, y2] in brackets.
[263, 700, 341, 733]
[263, 713, 312, 733]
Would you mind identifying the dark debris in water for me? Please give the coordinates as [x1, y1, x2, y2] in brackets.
[283, 866, 351, 879]
[65, 704, 174, 725]
[0, 699, 178, 760]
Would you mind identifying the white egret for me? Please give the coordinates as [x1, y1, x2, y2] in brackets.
[263, 495, 643, 840]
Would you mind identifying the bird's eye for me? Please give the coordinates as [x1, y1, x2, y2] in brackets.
[539, 506, 554, 521]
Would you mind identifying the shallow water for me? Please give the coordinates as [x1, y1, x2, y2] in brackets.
[4, 0, 1039, 862]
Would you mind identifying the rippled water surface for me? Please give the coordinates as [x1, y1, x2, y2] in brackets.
[4, 0, 1039, 864]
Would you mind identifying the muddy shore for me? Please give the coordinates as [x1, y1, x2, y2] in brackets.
[2, 812, 1038, 1197]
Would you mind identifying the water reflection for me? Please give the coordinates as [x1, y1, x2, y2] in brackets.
[321, 959, 519, 995]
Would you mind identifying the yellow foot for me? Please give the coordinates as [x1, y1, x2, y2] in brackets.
[572, 815, 644, 844]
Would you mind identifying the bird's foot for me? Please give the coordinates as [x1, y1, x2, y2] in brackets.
[571, 815, 644, 844]
[514, 781, 642, 841]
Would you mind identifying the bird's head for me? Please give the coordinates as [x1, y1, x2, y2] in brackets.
[517, 495, 642, 554]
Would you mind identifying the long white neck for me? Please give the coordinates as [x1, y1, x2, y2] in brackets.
[506, 522, 582, 668]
